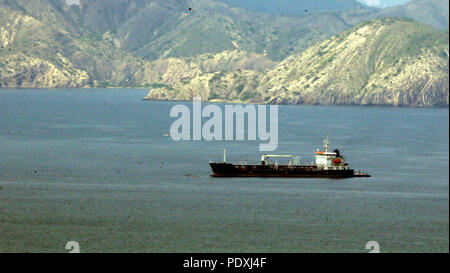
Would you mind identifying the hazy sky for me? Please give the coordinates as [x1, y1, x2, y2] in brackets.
[357, 0, 412, 8]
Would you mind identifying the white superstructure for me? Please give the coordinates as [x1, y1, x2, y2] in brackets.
[315, 138, 349, 171]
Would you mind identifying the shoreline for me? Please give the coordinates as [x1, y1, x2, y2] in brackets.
[0, 88, 448, 108]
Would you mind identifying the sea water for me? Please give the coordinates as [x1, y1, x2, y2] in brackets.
[0, 89, 448, 252]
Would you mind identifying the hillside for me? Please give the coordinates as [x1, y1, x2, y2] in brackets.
[0, 0, 373, 88]
[0, 0, 373, 61]
[216, 0, 368, 15]
[145, 18, 449, 107]
[0, 1, 278, 87]
[372, 0, 449, 29]
[217, 0, 449, 30]
[0, 0, 448, 107]
[121, 0, 372, 61]
[0, 7, 92, 87]
[0, 3, 273, 88]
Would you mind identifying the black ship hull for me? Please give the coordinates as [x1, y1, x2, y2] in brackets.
[210, 163, 369, 178]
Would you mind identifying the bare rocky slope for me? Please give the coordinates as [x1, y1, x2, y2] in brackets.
[0, 0, 369, 87]
[146, 18, 449, 107]
[0, 0, 448, 106]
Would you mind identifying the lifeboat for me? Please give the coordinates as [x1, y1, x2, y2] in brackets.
[333, 158, 342, 164]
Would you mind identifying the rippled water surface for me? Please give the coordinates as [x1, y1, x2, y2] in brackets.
[0, 89, 448, 252]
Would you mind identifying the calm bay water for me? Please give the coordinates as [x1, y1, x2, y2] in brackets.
[0, 88, 448, 253]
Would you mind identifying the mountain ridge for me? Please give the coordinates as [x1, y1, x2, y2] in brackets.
[0, 0, 448, 107]
[372, 0, 449, 29]
[216, 0, 369, 15]
[145, 18, 449, 107]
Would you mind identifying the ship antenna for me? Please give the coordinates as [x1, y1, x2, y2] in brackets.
[324, 135, 329, 153]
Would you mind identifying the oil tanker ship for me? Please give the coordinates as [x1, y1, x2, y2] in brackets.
[210, 138, 370, 178]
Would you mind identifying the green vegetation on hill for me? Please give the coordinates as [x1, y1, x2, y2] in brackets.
[0, 0, 448, 106]
[217, 0, 368, 15]
[373, 0, 449, 29]
[146, 18, 449, 107]
[0, 0, 371, 88]
[0, 0, 376, 61]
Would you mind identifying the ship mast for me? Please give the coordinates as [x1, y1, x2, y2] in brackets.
[324, 136, 329, 153]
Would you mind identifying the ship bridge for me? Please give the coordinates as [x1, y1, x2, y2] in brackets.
[315, 138, 349, 171]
